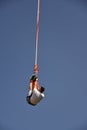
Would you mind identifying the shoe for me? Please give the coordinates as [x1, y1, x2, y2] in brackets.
[30, 75, 37, 81]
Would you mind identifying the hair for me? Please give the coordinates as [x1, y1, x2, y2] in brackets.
[40, 87, 45, 93]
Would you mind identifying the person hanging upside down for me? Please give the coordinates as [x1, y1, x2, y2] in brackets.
[26, 74, 45, 105]
[28, 74, 45, 97]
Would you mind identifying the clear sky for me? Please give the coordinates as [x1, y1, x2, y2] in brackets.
[0, 0, 87, 130]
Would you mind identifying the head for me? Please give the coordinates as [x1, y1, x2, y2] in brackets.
[39, 86, 45, 93]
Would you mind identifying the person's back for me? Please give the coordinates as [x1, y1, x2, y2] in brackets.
[26, 88, 44, 106]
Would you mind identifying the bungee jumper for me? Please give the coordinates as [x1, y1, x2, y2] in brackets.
[26, 0, 45, 106]
[26, 74, 45, 106]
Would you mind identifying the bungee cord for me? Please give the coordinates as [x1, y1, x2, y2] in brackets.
[34, 0, 40, 75]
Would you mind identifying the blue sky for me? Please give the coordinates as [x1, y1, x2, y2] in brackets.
[0, 0, 87, 130]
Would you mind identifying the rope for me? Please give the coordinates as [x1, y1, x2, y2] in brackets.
[34, 0, 40, 74]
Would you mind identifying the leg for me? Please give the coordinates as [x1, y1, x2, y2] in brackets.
[28, 81, 33, 96]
